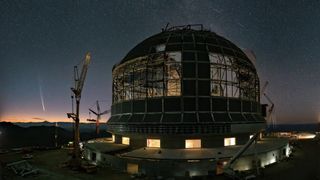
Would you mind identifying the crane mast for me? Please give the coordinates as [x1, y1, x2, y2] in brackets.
[67, 52, 91, 168]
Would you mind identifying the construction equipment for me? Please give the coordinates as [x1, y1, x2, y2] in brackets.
[223, 131, 262, 179]
[260, 81, 276, 130]
[87, 100, 110, 136]
[66, 52, 91, 168]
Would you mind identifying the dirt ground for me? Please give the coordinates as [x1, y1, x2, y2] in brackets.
[0, 149, 130, 180]
[1, 137, 320, 180]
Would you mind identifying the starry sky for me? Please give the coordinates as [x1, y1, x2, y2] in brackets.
[1, 0, 320, 124]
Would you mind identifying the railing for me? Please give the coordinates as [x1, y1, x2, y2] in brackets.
[164, 24, 204, 32]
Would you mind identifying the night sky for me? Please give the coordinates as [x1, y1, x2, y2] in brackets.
[1, 0, 320, 124]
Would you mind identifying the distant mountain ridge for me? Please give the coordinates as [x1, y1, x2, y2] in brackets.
[0, 122, 110, 149]
[13, 121, 107, 132]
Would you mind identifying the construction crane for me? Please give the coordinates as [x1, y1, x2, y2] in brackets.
[260, 81, 276, 130]
[87, 100, 110, 136]
[264, 92, 275, 130]
[67, 52, 91, 168]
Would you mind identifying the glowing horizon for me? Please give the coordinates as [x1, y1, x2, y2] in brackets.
[0, 113, 110, 123]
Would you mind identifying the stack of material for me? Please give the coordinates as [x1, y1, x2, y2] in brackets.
[6, 160, 38, 177]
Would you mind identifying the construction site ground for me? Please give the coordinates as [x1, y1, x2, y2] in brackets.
[0, 148, 130, 180]
[1, 136, 320, 180]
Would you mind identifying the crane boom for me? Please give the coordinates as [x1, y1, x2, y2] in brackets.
[260, 81, 269, 97]
[263, 93, 273, 105]
[72, 52, 91, 98]
[89, 109, 98, 116]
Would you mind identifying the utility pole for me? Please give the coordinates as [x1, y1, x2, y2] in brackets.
[54, 122, 58, 148]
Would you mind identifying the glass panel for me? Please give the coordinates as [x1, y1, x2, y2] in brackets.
[147, 54, 164, 97]
[211, 81, 220, 96]
[224, 56, 232, 65]
[209, 53, 220, 64]
[168, 51, 181, 62]
[165, 52, 181, 96]
[123, 70, 133, 100]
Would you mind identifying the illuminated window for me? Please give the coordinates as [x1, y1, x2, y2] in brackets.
[185, 139, 201, 148]
[112, 52, 182, 103]
[122, 137, 130, 145]
[112, 134, 115, 142]
[147, 139, 161, 148]
[224, 137, 236, 146]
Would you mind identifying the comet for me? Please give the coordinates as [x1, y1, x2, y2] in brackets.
[38, 81, 46, 112]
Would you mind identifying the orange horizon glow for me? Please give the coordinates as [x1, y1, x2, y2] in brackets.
[0, 114, 110, 123]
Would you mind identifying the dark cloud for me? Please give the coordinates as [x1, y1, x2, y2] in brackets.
[32, 117, 48, 121]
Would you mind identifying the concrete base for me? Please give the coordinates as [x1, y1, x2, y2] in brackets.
[84, 137, 291, 178]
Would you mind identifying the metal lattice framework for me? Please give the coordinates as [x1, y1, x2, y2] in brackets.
[108, 25, 264, 135]
[113, 52, 182, 102]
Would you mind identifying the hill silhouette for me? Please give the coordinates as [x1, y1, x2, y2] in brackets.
[14, 121, 107, 132]
[0, 122, 110, 149]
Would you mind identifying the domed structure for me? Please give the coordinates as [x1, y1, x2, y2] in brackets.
[108, 24, 264, 149]
[84, 25, 291, 178]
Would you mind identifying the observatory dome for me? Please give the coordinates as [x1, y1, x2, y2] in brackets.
[108, 25, 265, 146]
[84, 25, 290, 178]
